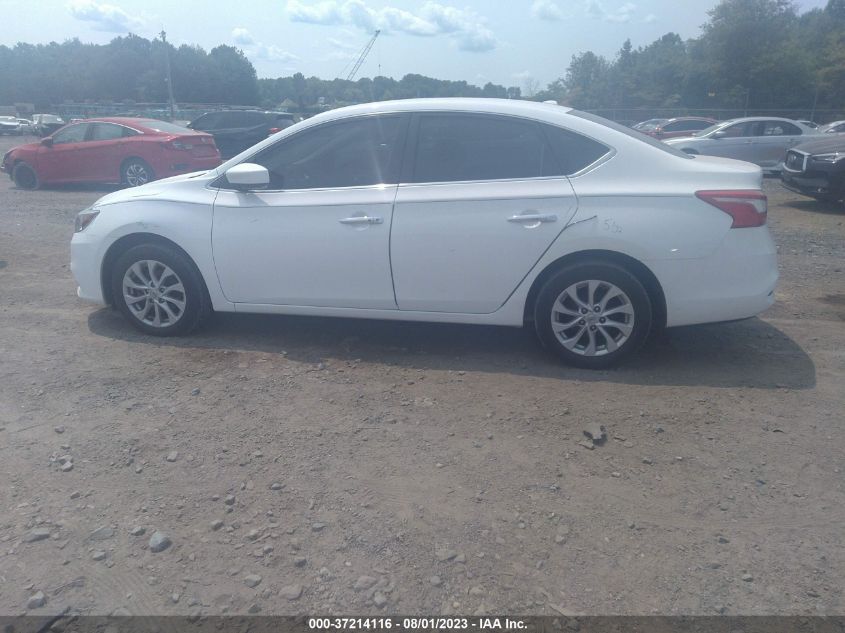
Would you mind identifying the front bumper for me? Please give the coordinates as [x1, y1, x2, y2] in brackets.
[781, 169, 840, 197]
[70, 230, 106, 305]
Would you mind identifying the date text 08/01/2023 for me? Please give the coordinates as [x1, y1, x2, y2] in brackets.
[308, 617, 528, 630]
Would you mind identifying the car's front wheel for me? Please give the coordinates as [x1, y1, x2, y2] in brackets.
[111, 243, 210, 336]
[534, 261, 652, 369]
[12, 162, 39, 190]
[121, 159, 154, 187]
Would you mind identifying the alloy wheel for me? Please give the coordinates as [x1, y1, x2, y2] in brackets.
[122, 260, 186, 328]
[550, 279, 635, 356]
[124, 162, 150, 187]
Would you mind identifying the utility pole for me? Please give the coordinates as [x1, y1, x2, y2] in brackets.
[160, 30, 176, 120]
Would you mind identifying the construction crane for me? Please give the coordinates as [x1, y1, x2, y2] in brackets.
[345, 30, 380, 81]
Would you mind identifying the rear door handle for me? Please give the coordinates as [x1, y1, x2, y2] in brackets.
[339, 216, 383, 225]
[507, 213, 558, 223]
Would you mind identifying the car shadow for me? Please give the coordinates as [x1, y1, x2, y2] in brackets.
[87, 309, 815, 390]
[782, 198, 845, 216]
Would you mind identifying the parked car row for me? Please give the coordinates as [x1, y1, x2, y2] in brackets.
[630, 115, 845, 203]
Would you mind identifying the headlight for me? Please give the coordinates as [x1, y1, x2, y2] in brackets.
[812, 152, 845, 163]
[74, 207, 100, 233]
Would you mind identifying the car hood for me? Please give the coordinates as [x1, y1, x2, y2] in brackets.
[6, 140, 41, 155]
[791, 136, 845, 155]
[93, 170, 213, 206]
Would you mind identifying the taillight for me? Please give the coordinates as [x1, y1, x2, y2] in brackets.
[695, 190, 767, 228]
[268, 127, 281, 135]
[168, 140, 193, 150]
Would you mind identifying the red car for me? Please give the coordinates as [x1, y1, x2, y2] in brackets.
[2, 117, 222, 189]
[641, 117, 718, 140]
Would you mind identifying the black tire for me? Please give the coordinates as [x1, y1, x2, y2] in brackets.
[12, 162, 39, 190]
[811, 190, 844, 204]
[534, 260, 652, 369]
[111, 243, 210, 336]
[121, 158, 155, 188]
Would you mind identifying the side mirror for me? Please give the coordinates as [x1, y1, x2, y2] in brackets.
[41, 137, 53, 147]
[225, 163, 269, 191]
[712, 131, 727, 139]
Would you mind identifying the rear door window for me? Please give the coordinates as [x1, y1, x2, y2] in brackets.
[760, 121, 801, 136]
[411, 114, 549, 183]
[89, 123, 125, 141]
[541, 124, 610, 175]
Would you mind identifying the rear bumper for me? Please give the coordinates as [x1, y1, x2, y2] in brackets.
[157, 156, 221, 178]
[649, 227, 778, 327]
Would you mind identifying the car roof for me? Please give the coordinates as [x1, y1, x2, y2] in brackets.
[719, 116, 805, 124]
[664, 116, 716, 122]
[307, 98, 573, 125]
[82, 117, 153, 126]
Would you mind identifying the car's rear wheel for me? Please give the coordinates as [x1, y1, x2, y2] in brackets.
[12, 162, 39, 190]
[111, 243, 210, 336]
[121, 159, 154, 187]
[534, 261, 652, 369]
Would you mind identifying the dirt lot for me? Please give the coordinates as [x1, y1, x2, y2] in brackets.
[0, 134, 843, 618]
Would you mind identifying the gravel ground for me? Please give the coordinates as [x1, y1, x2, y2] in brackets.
[0, 134, 843, 617]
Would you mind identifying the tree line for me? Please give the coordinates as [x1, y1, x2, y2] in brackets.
[537, 0, 845, 114]
[0, 0, 842, 115]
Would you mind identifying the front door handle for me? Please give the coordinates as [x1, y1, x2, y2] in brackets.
[339, 216, 383, 225]
[507, 213, 558, 223]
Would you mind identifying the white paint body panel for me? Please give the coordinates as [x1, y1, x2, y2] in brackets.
[391, 177, 577, 313]
[212, 185, 396, 308]
[70, 98, 778, 332]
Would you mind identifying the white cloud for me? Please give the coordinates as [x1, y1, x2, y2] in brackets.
[286, 0, 496, 52]
[231, 27, 255, 46]
[255, 43, 299, 62]
[643, 13, 656, 23]
[232, 28, 298, 63]
[67, 0, 144, 32]
[586, 1, 637, 23]
[531, 0, 564, 21]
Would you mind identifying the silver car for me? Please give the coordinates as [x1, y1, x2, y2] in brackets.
[665, 117, 820, 173]
[820, 120, 845, 134]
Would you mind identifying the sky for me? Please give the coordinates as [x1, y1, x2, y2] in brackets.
[0, 0, 829, 89]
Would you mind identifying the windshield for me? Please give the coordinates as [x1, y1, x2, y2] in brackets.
[42, 115, 64, 123]
[570, 110, 693, 158]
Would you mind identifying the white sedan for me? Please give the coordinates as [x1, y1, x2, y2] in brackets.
[71, 99, 777, 368]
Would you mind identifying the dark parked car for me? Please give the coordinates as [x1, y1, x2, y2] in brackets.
[187, 110, 296, 158]
[642, 116, 718, 140]
[781, 136, 845, 203]
[32, 114, 66, 137]
[2, 117, 221, 189]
